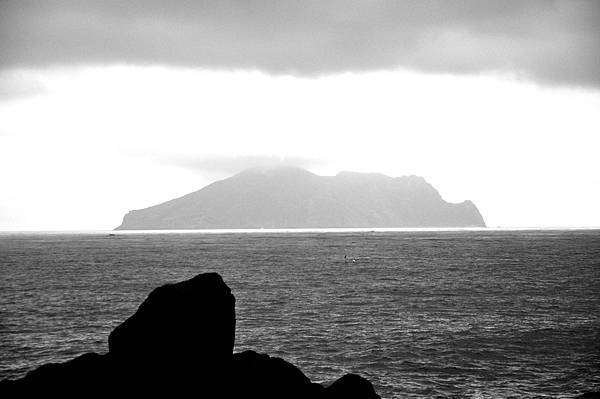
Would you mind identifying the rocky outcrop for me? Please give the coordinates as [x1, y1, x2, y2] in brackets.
[0, 272, 380, 398]
[0, 352, 112, 395]
[325, 373, 381, 398]
[230, 350, 326, 398]
[108, 272, 235, 384]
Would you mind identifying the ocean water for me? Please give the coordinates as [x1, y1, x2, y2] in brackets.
[0, 229, 599, 398]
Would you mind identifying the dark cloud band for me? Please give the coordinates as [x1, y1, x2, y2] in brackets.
[1, 0, 599, 88]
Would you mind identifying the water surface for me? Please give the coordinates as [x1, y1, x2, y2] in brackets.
[1, 230, 599, 397]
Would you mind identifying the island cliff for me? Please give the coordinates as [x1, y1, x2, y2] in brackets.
[0, 272, 380, 398]
[116, 167, 485, 230]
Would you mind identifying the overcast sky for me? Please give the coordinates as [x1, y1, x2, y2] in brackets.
[0, 0, 599, 230]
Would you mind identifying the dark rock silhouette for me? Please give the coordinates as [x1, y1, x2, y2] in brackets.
[325, 373, 380, 399]
[0, 272, 381, 398]
[0, 352, 112, 396]
[109, 272, 235, 382]
[116, 166, 485, 229]
[229, 350, 326, 398]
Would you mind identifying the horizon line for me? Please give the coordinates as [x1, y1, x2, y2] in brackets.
[1, 226, 599, 235]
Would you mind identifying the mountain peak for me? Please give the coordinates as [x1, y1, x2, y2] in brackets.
[237, 165, 315, 177]
[335, 171, 390, 179]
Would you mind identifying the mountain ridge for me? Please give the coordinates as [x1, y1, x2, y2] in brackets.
[116, 167, 485, 229]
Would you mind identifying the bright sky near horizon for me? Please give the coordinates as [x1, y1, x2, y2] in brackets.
[1, 1, 599, 230]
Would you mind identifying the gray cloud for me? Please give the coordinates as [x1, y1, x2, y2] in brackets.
[1, 1, 599, 88]
[167, 155, 321, 175]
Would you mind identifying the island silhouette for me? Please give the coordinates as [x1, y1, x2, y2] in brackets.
[116, 167, 485, 230]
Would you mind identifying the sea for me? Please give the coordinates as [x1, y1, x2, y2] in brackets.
[0, 229, 599, 398]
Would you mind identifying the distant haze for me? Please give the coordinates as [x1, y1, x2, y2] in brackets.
[0, 1, 599, 230]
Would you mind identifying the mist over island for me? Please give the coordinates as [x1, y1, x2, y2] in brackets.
[116, 167, 485, 230]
